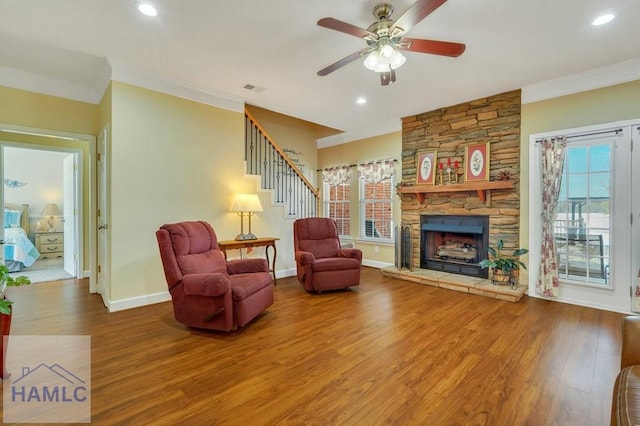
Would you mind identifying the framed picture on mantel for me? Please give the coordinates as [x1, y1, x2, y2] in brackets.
[464, 142, 490, 182]
[416, 149, 437, 185]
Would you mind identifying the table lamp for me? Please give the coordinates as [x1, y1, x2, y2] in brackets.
[41, 203, 61, 232]
[230, 194, 263, 240]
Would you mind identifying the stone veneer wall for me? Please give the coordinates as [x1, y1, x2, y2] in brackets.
[400, 89, 522, 269]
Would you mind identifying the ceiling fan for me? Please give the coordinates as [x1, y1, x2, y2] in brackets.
[317, 0, 465, 86]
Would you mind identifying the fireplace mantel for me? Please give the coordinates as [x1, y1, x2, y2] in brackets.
[397, 180, 515, 204]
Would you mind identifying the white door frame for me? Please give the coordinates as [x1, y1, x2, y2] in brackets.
[0, 123, 96, 292]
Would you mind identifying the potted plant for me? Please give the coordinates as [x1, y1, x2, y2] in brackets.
[479, 239, 528, 289]
[1, 264, 31, 379]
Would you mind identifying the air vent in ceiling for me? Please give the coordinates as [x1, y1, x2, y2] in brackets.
[242, 83, 266, 93]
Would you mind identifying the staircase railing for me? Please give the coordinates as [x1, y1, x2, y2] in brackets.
[244, 110, 319, 218]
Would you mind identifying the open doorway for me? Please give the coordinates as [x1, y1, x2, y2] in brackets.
[2, 145, 82, 283]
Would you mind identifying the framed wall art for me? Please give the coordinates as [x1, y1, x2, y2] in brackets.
[464, 142, 490, 182]
[416, 149, 437, 185]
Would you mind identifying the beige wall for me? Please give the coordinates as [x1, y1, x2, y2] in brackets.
[0, 85, 98, 272]
[1, 83, 318, 307]
[109, 82, 250, 301]
[520, 78, 640, 285]
[318, 131, 402, 264]
[0, 86, 99, 134]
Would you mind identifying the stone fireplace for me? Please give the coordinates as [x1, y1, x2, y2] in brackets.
[421, 214, 489, 278]
[397, 89, 522, 278]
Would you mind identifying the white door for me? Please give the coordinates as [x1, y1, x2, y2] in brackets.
[530, 122, 636, 312]
[62, 155, 77, 276]
[97, 127, 109, 303]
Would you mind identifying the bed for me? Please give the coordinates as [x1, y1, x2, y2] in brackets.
[3, 203, 40, 272]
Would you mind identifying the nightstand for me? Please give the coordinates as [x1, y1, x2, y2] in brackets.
[35, 231, 64, 259]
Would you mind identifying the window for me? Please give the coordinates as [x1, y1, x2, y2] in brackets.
[322, 166, 352, 237]
[324, 181, 351, 236]
[554, 142, 611, 286]
[359, 176, 393, 241]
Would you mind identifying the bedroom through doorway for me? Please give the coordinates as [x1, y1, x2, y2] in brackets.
[2, 145, 81, 284]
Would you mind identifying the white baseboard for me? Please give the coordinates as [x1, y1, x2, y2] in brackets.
[528, 292, 633, 315]
[105, 263, 383, 312]
[362, 259, 393, 269]
[276, 268, 296, 278]
[107, 291, 171, 312]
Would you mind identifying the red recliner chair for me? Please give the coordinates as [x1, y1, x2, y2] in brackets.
[293, 217, 363, 292]
[156, 221, 273, 331]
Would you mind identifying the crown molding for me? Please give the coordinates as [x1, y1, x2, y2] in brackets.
[110, 63, 245, 113]
[0, 60, 245, 113]
[317, 119, 401, 149]
[522, 57, 640, 104]
[0, 62, 111, 104]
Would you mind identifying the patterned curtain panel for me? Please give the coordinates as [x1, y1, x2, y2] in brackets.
[322, 165, 352, 186]
[536, 136, 567, 297]
[357, 160, 396, 183]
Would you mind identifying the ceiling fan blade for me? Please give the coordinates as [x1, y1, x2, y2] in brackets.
[391, 0, 448, 35]
[317, 17, 376, 39]
[317, 48, 372, 76]
[398, 38, 465, 57]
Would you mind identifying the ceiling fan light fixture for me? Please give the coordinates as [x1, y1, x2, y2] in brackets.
[389, 50, 406, 69]
[364, 50, 381, 71]
[379, 40, 395, 58]
[364, 46, 405, 72]
[318, 0, 465, 83]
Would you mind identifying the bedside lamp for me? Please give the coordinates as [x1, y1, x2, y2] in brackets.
[41, 203, 61, 232]
[230, 194, 263, 241]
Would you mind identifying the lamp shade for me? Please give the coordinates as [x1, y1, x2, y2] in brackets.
[41, 203, 61, 217]
[230, 194, 263, 212]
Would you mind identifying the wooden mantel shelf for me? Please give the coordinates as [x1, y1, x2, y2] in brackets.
[397, 180, 515, 204]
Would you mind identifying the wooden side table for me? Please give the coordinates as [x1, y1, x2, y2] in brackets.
[217, 237, 279, 284]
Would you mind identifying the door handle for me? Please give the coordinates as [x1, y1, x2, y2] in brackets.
[98, 224, 108, 230]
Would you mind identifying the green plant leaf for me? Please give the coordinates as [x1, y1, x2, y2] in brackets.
[0, 299, 13, 315]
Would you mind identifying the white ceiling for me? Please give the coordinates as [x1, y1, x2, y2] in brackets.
[1, 0, 640, 145]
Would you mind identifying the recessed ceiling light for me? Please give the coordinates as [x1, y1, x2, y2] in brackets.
[592, 13, 615, 26]
[138, 3, 158, 17]
[356, 97, 367, 105]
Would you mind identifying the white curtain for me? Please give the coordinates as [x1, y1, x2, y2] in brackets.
[357, 160, 396, 183]
[322, 165, 352, 185]
[536, 136, 567, 297]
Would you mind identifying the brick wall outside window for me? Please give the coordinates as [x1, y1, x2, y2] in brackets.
[361, 179, 393, 240]
[324, 183, 351, 236]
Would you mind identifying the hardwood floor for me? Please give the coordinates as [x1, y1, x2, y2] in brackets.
[1, 267, 624, 425]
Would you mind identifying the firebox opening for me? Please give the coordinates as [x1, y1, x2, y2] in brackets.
[420, 215, 489, 279]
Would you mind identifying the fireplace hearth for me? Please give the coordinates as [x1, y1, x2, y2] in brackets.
[421, 215, 489, 279]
